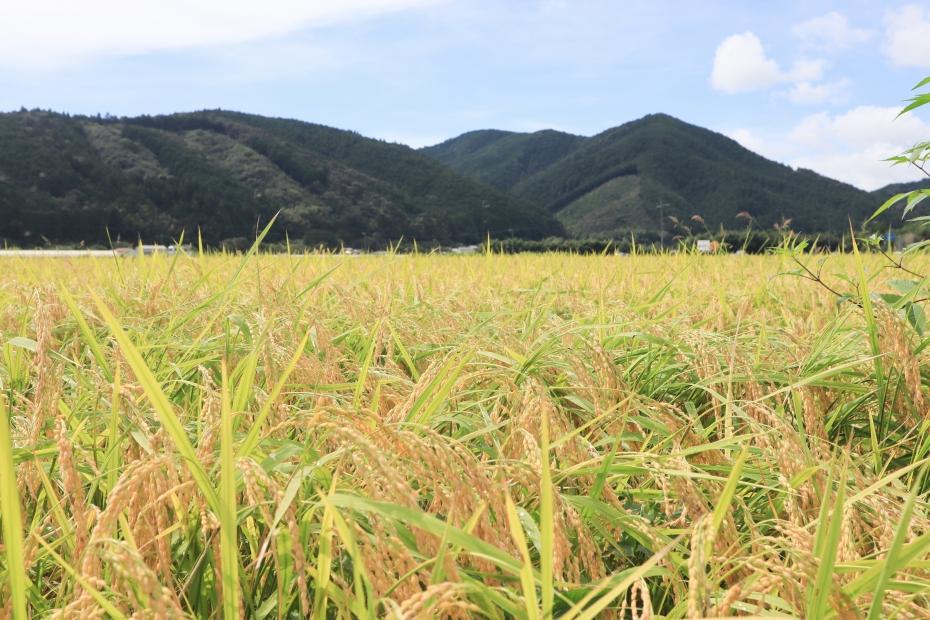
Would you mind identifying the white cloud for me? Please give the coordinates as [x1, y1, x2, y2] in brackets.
[792, 12, 873, 53]
[883, 5, 930, 68]
[0, 0, 439, 69]
[790, 106, 927, 148]
[788, 106, 930, 189]
[791, 145, 922, 191]
[711, 32, 783, 93]
[710, 31, 827, 95]
[784, 59, 827, 83]
[788, 112, 833, 148]
[784, 79, 852, 105]
[727, 106, 929, 190]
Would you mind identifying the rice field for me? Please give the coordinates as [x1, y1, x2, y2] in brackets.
[2, 246, 930, 619]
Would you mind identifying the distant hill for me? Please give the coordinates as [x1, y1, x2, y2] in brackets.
[3, 109, 915, 247]
[422, 129, 585, 191]
[871, 180, 930, 204]
[422, 114, 890, 238]
[0, 110, 564, 247]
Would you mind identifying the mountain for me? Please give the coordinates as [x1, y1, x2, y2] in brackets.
[422, 129, 585, 191]
[0, 110, 564, 247]
[422, 114, 886, 237]
[872, 180, 930, 204]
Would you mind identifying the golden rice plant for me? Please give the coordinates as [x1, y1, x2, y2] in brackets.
[1, 247, 930, 618]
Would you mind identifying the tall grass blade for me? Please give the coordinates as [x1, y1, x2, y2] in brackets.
[539, 410, 554, 619]
[91, 293, 221, 513]
[561, 535, 682, 620]
[0, 395, 28, 620]
[851, 227, 885, 471]
[313, 492, 336, 620]
[239, 327, 312, 458]
[219, 361, 241, 619]
[505, 491, 539, 620]
[59, 286, 112, 380]
[808, 463, 847, 618]
[866, 473, 921, 619]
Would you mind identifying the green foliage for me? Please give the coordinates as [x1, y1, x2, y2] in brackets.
[853, 77, 930, 346]
[868, 78, 930, 224]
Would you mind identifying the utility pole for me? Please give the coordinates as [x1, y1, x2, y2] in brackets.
[657, 201, 669, 250]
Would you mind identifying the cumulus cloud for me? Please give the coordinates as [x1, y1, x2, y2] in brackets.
[790, 106, 927, 148]
[790, 145, 921, 191]
[710, 31, 826, 94]
[788, 106, 930, 189]
[721, 105, 930, 189]
[792, 12, 873, 53]
[784, 59, 828, 83]
[784, 79, 852, 105]
[711, 32, 783, 93]
[883, 5, 930, 68]
[0, 0, 439, 69]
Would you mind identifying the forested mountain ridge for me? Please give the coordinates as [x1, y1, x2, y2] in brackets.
[0, 110, 564, 247]
[423, 114, 896, 237]
[2, 108, 918, 248]
[422, 129, 585, 191]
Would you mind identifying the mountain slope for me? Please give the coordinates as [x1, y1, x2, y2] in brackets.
[0, 110, 564, 247]
[424, 114, 885, 236]
[422, 129, 585, 191]
[872, 180, 930, 204]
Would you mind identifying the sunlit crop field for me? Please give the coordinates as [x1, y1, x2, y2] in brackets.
[2, 249, 930, 618]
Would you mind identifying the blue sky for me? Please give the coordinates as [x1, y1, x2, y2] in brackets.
[1, 0, 929, 189]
